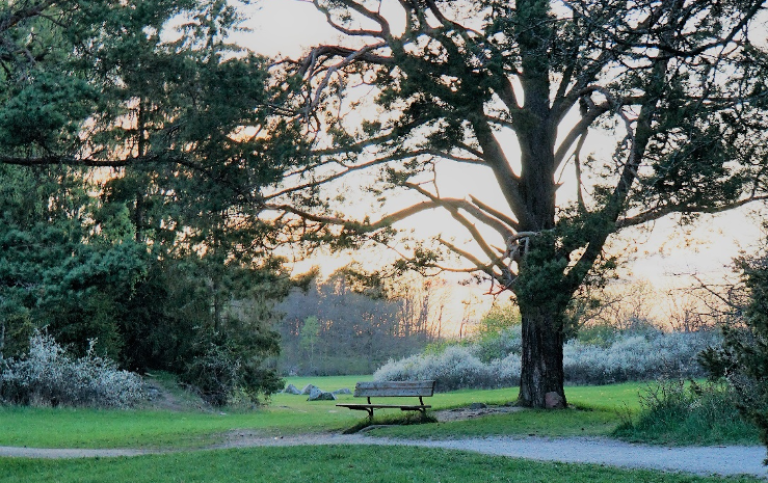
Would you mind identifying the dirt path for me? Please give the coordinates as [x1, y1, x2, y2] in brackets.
[2, 434, 766, 479]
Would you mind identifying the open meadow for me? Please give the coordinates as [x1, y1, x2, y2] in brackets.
[1, 376, 764, 483]
[0, 376, 757, 450]
[0, 376, 641, 450]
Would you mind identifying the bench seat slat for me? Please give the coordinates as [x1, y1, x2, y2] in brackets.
[336, 403, 431, 410]
[353, 380, 435, 397]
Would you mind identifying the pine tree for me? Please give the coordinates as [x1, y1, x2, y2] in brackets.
[268, 0, 768, 407]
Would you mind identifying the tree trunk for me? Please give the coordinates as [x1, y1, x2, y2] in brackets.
[518, 305, 566, 408]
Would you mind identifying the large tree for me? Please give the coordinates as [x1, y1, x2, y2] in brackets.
[0, 0, 293, 404]
[268, 0, 768, 407]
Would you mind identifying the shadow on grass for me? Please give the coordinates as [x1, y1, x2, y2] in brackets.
[342, 412, 437, 434]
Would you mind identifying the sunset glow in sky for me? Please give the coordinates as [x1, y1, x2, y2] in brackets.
[240, 0, 767, 294]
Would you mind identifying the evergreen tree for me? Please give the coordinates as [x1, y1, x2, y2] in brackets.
[0, 1, 291, 404]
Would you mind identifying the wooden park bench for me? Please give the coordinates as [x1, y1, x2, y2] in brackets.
[336, 380, 436, 419]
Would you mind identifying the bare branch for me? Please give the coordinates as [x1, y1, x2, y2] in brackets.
[309, 0, 391, 38]
[469, 195, 520, 232]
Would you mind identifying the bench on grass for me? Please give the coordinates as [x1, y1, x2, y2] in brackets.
[336, 380, 436, 419]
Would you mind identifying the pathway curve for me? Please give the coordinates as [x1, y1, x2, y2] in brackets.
[2, 434, 766, 479]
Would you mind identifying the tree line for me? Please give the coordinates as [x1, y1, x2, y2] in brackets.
[275, 271, 450, 375]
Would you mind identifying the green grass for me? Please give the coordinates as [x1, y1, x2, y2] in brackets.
[0, 376, 377, 449]
[0, 377, 757, 449]
[0, 378, 644, 449]
[1, 445, 762, 483]
[0, 379, 648, 449]
[367, 406, 621, 439]
[612, 381, 761, 446]
[365, 382, 644, 440]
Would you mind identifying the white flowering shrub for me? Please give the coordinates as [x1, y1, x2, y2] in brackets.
[0, 333, 144, 408]
[374, 330, 720, 390]
[564, 331, 719, 385]
[375, 345, 521, 390]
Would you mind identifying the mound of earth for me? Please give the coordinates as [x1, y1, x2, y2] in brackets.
[433, 404, 523, 422]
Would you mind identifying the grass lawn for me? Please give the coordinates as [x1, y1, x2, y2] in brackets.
[1, 445, 762, 483]
[0, 377, 758, 449]
[0, 376, 371, 449]
[0, 378, 647, 449]
[367, 382, 643, 440]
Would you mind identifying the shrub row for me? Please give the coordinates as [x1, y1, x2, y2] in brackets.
[0, 333, 144, 408]
[373, 345, 522, 392]
[374, 330, 719, 391]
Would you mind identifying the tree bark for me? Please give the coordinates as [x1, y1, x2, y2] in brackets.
[518, 305, 566, 408]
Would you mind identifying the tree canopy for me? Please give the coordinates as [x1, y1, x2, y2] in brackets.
[267, 0, 768, 407]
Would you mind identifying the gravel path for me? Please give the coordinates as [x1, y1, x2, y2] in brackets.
[0, 446, 151, 459]
[3, 434, 766, 478]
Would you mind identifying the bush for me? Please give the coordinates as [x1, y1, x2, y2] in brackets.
[374, 345, 519, 391]
[699, 249, 768, 460]
[564, 331, 718, 385]
[374, 329, 719, 391]
[0, 333, 144, 408]
[613, 378, 758, 445]
[182, 343, 284, 407]
[474, 326, 522, 363]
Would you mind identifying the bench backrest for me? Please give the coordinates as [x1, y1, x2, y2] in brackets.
[354, 380, 436, 398]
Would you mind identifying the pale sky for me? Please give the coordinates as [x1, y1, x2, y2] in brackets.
[237, 0, 767, 294]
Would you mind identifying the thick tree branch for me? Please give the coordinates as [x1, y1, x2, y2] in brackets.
[308, 0, 391, 38]
[616, 195, 768, 229]
[405, 182, 506, 273]
[267, 149, 484, 201]
[470, 113, 531, 228]
[469, 195, 520, 232]
[553, 102, 610, 169]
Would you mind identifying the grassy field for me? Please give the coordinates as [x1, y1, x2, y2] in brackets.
[0, 377, 763, 483]
[0, 376, 759, 450]
[0, 377, 650, 450]
[2, 445, 763, 483]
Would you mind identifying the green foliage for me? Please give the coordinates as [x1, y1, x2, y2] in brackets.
[0, 0, 291, 406]
[477, 300, 521, 335]
[474, 301, 521, 362]
[699, 246, 768, 459]
[0, 163, 286, 406]
[613, 379, 759, 446]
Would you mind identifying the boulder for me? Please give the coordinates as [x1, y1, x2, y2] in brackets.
[301, 384, 319, 395]
[469, 402, 487, 410]
[282, 384, 302, 395]
[545, 391, 565, 409]
[332, 388, 352, 395]
[307, 388, 336, 401]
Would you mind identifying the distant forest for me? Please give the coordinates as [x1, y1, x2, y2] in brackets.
[274, 272, 453, 375]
